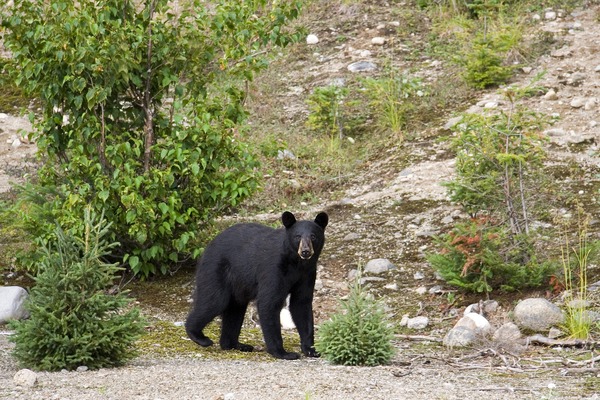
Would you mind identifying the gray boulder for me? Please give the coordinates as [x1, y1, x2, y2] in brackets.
[443, 326, 476, 348]
[364, 258, 396, 275]
[513, 298, 564, 332]
[0, 286, 29, 324]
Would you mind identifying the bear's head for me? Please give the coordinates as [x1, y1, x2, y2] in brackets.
[282, 211, 328, 260]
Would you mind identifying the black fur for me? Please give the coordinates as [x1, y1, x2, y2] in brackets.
[185, 211, 328, 360]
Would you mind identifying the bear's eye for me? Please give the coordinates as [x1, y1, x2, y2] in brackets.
[295, 235, 302, 241]
[310, 234, 316, 241]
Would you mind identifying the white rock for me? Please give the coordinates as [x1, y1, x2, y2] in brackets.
[364, 258, 396, 274]
[595, 65, 600, 72]
[399, 314, 410, 327]
[407, 316, 429, 330]
[415, 286, 427, 295]
[0, 113, 8, 119]
[371, 37, 385, 45]
[584, 98, 597, 111]
[314, 279, 324, 291]
[0, 286, 29, 323]
[413, 271, 425, 280]
[455, 313, 491, 335]
[570, 97, 586, 108]
[384, 283, 398, 291]
[13, 369, 37, 387]
[484, 101, 498, 109]
[306, 34, 319, 45]
[544, 89, 558, 100]
[544, 11, 557, 20]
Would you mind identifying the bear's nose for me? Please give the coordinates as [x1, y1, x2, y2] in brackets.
[300, 250, 312, 259]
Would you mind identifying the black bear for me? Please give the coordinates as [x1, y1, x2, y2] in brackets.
[186, 211, 329, 360]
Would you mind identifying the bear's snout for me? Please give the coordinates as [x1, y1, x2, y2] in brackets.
[298, 237, 314, 260]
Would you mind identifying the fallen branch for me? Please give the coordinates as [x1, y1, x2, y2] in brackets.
[526, 334, 597, 348]
[396, 334, 442, 342]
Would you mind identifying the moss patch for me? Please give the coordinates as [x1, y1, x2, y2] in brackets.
[136, 320, 302, 361]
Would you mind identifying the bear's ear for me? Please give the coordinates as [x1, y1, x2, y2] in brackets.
[314, 212, 328, 230]
[282, 211, 296, 228]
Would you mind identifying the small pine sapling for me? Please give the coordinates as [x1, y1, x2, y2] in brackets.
[9, 208, 146, 371]
[315, 279, 395, 366]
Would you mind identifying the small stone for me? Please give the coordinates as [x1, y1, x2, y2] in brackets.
[399, 314, 410, 327]
[415, 286, 427, 295]
[306, 34, 319, 45]
[407, 316, 429, 330]
[444, 116, 463, 130]
[545, 128, 566, 137]
[484, 101, 498, 109]
[428, 285, 443, 294]
[371, 37, 385, 45]
[584, 98, 597, 111]
[14, 369, 37, 387]
[384, 283, 398, 291]
[347, 61, 377, 73]
[441, 215, 454, 224]
[364, 258, 396, 274]
[314, 279, 324, 291]
[522, 67, 533, 74]
[595, 65, 600, 73]
[568, 72, 586, 86]
[413, 271, 425, 280]
[492, 322, 522, 343]
[76, 365, 89, 372]
[11, 138, 21, 148]
[544, 11, 557, 20]
[277, 149, 296, 160]
[443, 326, 475, 348]
[570, 97, 586, 108]
[544, 89, 558, 100]
[548, 327, 563, 339]
[224, 393, 236, 400]
[343, 232, 360, 241]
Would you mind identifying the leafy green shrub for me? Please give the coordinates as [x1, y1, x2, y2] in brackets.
[1, 0, 303, 277]
[428, 217, 555, 293]
[9, 208, 145, 371]
[316, 281, 395, 366]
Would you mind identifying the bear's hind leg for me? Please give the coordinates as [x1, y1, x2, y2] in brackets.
[220, 301, 254, 352]
[186, 290, 229, 347]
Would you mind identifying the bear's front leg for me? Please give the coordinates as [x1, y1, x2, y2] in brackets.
[257, 296, 300, 360]
[290, 285, 319, 358]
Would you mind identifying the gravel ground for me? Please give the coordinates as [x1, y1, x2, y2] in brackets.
[1, 332, 598, 400]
